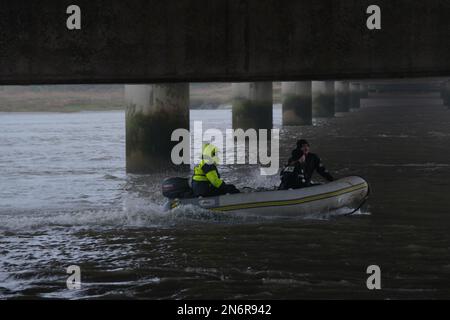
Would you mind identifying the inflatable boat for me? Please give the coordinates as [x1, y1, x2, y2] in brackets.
[162, 176, 369, 217]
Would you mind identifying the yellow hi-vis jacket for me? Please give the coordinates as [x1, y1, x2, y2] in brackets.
[192, 160, 223, 188]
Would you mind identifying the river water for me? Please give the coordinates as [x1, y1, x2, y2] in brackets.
[0, 93, 449, 299]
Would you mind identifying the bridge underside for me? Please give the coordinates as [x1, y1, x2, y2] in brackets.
[2, 0, 449, 173]
[0, 0, 449, 85]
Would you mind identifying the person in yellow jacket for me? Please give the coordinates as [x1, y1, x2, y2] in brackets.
[192, 143, 240, 197]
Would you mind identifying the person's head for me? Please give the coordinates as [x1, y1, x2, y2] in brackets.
[297, 139, 310, 155]
[202, 143, 219, 165]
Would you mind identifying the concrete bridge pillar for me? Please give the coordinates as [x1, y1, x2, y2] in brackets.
[350, 83, 361, 110]
[125, 83, 189, 173]
[312, 81, 335, 118]
[281, 81, 312, 125]
[334, 81, 350, 113]
[360, 83, 369, 99]
[232, 82, 273, 130]
[445, 80, 450, 108]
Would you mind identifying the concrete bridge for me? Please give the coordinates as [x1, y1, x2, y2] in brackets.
[0, 0, 449, 172]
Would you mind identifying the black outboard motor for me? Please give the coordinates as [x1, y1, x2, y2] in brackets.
[278, 164, 308, 190]
[162, 177, 193, 199]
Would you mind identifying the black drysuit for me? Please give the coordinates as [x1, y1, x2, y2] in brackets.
[279, 149, 334, 190]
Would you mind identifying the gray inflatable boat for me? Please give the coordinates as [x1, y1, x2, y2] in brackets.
[163, 176, 369, 217]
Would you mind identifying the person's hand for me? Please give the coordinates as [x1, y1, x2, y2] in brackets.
[299, 154, 306, 163]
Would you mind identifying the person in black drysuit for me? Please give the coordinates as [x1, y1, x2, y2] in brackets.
[279, 139, 334, 190]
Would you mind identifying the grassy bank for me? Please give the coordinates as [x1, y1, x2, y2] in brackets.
[0, 85, 125, 112]
[0, 83, 282, 112]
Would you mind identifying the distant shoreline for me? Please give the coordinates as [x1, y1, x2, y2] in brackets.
[0, 83, 282, 112]
[0, 104, 233, 113]
[0, 104, 288, 113]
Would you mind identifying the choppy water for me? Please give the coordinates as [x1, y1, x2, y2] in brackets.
[1, 93, 450, 299]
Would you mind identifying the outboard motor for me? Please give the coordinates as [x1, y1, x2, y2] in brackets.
[278, 164, 308, 190]
[162, 177, 193, 199]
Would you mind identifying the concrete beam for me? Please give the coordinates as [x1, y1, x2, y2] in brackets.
[1, 0, 450, 85]
[334, 81, 350, 112]
[125, 84, 189, 173]
[232, 82, 273, 130]
[281, 81, 312, 125]
[312, 81, 335, 118]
